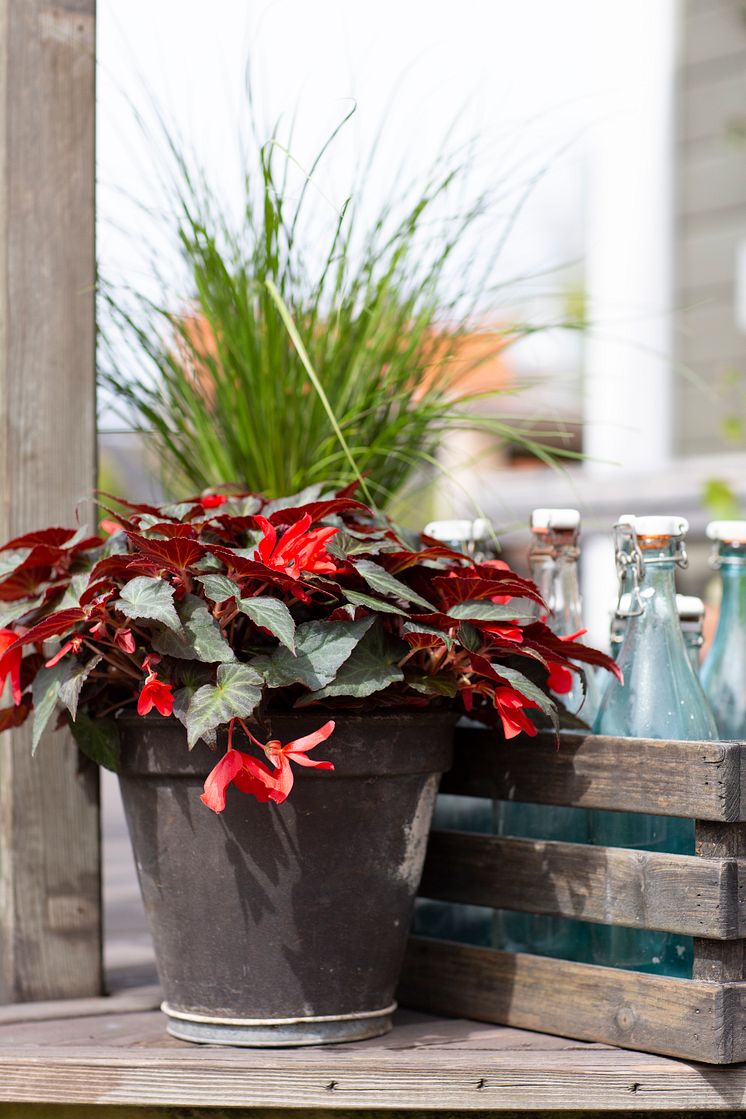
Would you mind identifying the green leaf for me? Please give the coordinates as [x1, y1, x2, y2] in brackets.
[59, 574, 90, 609]
[152, 594, 235, 663]
[69, 711, 121, 772]
[297, 621, 405, 704]
[448, 601, 533, 622]
[0, 593, 45, 627]
[31, 662, 70, 754]
[493, 664, 558, 731]
[172, 684, 195, 729]
[236, 596, 296, 652]
[327, 532, 387, 560]
[115, 576, 181, 632]
[198, 574, 242, 603]
[185, 662, 264, 749]
[252, 616, 374, 691]
[405, 673, 459, 698]
[343, 589, 407, 616]
[355, 559, 433, 609]
[402, 620, 454, 651]
[58, 655, 102, 721]
[456, 621, 482, 653]
[0, 548, 30, 577]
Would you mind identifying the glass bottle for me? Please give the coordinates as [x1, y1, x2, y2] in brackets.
[591, 516, 717, 976]
[494, 509, 594, 962]
[677, 595, 705, 676]
[608, 514, 638, 661]
[410, 518, 496, 945]
[701, 521, 746, 738]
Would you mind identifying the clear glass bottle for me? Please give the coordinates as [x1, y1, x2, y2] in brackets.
[410, 518, 496, 945]
[701, 521, 746, 739]
[494, 509, 594, 962]
[608, 514, 638, 661]
[591, 516, 717, 976]
[677, 595, 705, 676]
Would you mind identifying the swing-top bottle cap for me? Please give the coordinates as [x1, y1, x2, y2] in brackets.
[633, 515, 688, 538]
[424, 518, 492, 543]
[676, 594, 705, 620]
[706, 520, 746, 543]
[616, 513, 636, 526]
[530, 508, 580, 532]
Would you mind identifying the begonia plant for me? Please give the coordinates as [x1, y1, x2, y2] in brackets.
[0, 488, 619, 811]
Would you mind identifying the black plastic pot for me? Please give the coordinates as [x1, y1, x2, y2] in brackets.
[117, 710, 454, 1047]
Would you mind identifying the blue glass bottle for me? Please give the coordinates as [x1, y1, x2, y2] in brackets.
[411, 519, 496, 946]
[677, 595, 705, 676]
[494, 509, 594, 961]
[701, 522, 746, 739]
[591, 516, 717, 976]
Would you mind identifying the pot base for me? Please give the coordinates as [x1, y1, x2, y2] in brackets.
[162, 1000, 397, 1047]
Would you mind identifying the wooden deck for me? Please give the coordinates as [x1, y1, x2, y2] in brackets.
[1, 774, 746, 1114]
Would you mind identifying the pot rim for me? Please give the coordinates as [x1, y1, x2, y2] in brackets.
[116, 707, 460, 728]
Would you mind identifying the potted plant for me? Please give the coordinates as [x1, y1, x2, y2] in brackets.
[0, 488, 616, 1046]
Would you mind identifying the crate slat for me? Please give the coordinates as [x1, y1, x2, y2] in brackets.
[399, 937, 742, 1064]
[446, 729, 745, 821]
[420, 830, 742, 938]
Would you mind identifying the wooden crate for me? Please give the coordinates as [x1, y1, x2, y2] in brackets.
[398, 727, 746, 1064]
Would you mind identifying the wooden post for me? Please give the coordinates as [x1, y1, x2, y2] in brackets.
[0, 0, 100, 1000]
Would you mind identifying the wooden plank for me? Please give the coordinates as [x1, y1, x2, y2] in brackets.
[681, 0, 746, 75]
[693, 822, 746, 982]
[676, 300, 745, 366]
[0, 985, 160, 1027]
[446, 729, 744, 821]
[398, 938, 743, 1064]
[679, 69, 746, 145]
[680, 144, 746, 221]
[419, 830, 742, 938]
[5, 1017, 746, 1109]
[0, 0, 100, 1001]
[678, 217, 745, 298]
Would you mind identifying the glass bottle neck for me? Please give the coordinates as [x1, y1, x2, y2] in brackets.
[717, 561, 746, 629]
[530, 544, 582, 636]
[619, 550, 681, 649]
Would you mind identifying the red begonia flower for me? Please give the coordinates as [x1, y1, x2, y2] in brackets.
[482, 623, 524, 644]
[200, 748, 282, 812]
[114, 628, 136, 654]
[494, 687, 539, 740]
[0, 629, 22, 706]
[254, 514, 338, 579]
[45, 634, 83, 667]
[203, 719, 336, 809]
[260, 720, 336, 800]
[99, 518, 123, 536]
[137, 672, 174, 717]
[546, 659, 575, 695]
[201, 494, 227, 509]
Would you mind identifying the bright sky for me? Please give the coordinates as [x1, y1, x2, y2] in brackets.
[97, 0, 608, 292]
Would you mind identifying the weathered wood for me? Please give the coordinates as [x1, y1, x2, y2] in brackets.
[420, 830, 743, 939]
[446, 729, 745, 821]
[0, 0, 99, 1001]
[399, 938, 744, 1064]
[0, 1112, 740, 1119]
[4, 1001, 746, 1110]
[0, 985, 160, 1026]
[693, 822, 746, 982]
[681, 0, 746, 73]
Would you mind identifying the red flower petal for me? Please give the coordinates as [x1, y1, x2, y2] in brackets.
[200, 750, 248, 813]
[137, 675, 174, 717]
